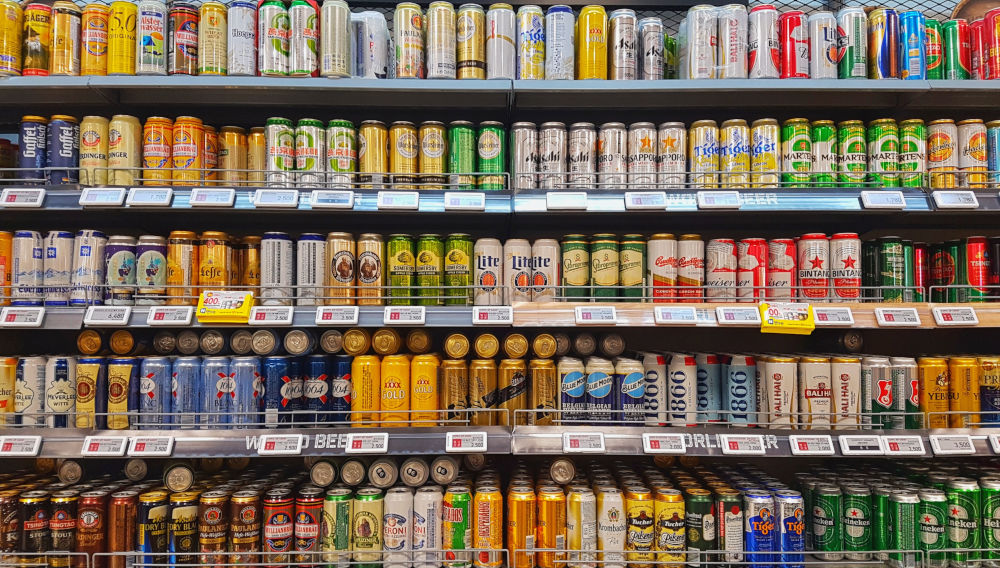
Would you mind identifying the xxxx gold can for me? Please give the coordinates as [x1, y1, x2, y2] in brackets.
[203, 125, 219, 184]
[390, 121, 419, 189]
[219, 126, 248, 185]
[357, 233, 384, 306]
[457, 3, 485, 78]
[0, 0, 22, 76]
[326, 232, 356, 306]
[380, 354, 410, 427]
[247, 126, 267, 186]
[81, 3, 110, 75]
[507, 486, 536, 568]
[358, 120, 388, 189]
[469, 358, 497, 426]
[51, 1, 81, 75]
[576, 5, 607, 79]
[419, 121, 447, 188]
[350, 354, 380, 426]
[172, 116, 204, 185]
[142, 116, 173, 185]
[949, 356, 979, 428]
[107, 0, 137, 75]
[80, 115, 110, 185]
[108, 114, 141, 185]
[918, 357, 950, 429]
[411, 354, 440, 426]
[167, 230, 198, 305]
[441, 359, 470, 423]
[198, 231, 230, 291]
[22, 2, 51, 75]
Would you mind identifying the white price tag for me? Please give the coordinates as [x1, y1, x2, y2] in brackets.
[79, 187, 126, 207]
[991, 434, 1000, 454]
[875, 307, 921, 327]
[315, 306, 359, 326]
[257, 434, 305, 456]
[882, 435, 926, 456]
[189, 187, 235, 207]
[81, 435, 128, 457]
[697, 190, 741, 209]
[719, 434, 766, 455]
[473, 306, 513, 325]
[249, 306, 294, 326]
[653, 306, 698, 325]
[445, 431, 489, 453]
[641, 433, 686, 454]
[146, 306, 194, 326]
[562, 432, 606, 453]
[789, 435, 835, 456]
[383, 306, 426, 325]
[813, 307, 855, 326]
[932, 190, 979, 209]
[310, 190, 355, 209]
[126, 187, 173, 206]
[839, 435, 885, 455]
[0, 307, 45, 328]
[252, 189, 299, 208]
[0, 436, 41, 456]
[377, 191, 419, 210]
[0, 188, 45, 207]
[696, 308, 717, 324]
[546, 191, 588, 210]
[932, 306, 979, 326]
[84, 306, 131, 326]
[574, 306, 618, 325]
[444, 192, 486, 211]
[860, 190, 906, 209]
[716, 306, 762, 325]
[345, 432, 389, 454]
[127, 436, 174, 457]
[624, 191, 668, 210]
[930, 434, 976, 455]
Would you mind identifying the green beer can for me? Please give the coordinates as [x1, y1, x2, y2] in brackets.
[327, 119, 357, 187]
[902, 240, 915, 302]
[813, 484, 843, 560]
[873, 485, 894, 562]
[442, 485, 472, 567]
[416, 234, 444, 306]
[889, 491, 920, 568]
[448, 121, 476, 189]
[322, 487, 353, 566]
[837, 120, 867, 186]
[590, 234, 619, 300]
[925, 19, 944, 79]
[918, 488, 948, 568]
[476, 121, 506, 190]
[387, 234, 415, 306]
[899, 119, 927, 188]
[781, 118, 812, 187]
[561, 235, 590, 299]
[927, 472, 953, 491]
[878, 236, 905, 302]
[685, 488, 716, 561]
[943, 19, 971, 79]
[664, 34, 677, 79]
[619, 234, 646, 302]
[981, 477, 1000, 565]
[444, 233, 473, 305]
[842, 484, 872, 561]
[867, 118, 900, 187]
[810, 120, 837, 188]
[862, 240, 877, 300]
[946, 239, 963, 303]
[946, 478, 981, 567]
[352, 487, 384, 568]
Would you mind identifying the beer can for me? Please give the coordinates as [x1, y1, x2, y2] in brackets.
[227, 0, 256, 75]
[598, 122, 627, 188]
[167, 1, 197, 74]
[949, 356, 979, 428]
[568, 122, 597, 188]
[43, 114, 78, 185]
[639, 17, 663, 79]
[51, 1, 81, 75]
[288, 0, 317, 76]
[748, 4, 779, 78]
[798, 356, 832, 429]
[538, 121, 566, 189]
[456, 4, 485, 79]
[18, 116, 47, 183]
[808, 11, 837, 78]
[418, 121, 447, 188]
[797, 233, 829, 300]
[717, 4, 748, 78]
[296, 118, 326, 187]
[868, 8, 900, 79]
[778, 10, 808, 78]
[810, 119, 837, 187]
[685, 5, 717, 79]
[135, 234, 167, 304]
[764, 356, 797, 428]
[81, 3, 110, 75]
[720, 118, 750, 188]
[689, 119, 719, 188]
[142, 116, 173, 185]
[765, 238, 795, 299]
[900, 11, 926, 79]
[725, 354, 757, 426]
[172, 115, 204, 185]
[261, 232, 294, 306]
[608, 9, 637, 79]
[544, 5, 573, 79]
[838, 7, 867, 78]
[958, 118, 987, 188]
[737, 238, 767, 302]
[516, 5, 544, 79]
[665, 353, 696, 426]
[395, 2, 425, 78]
[646, 234, 677, 302]
[511, 122, 538, 190]
[266, 117, 296, 187]
[12, 230, 43, 306]
[706, 238, 736, 300]
[22, 2, 51, 76]
[486, 3, 515, 79]
[928, 118, 958, 189]
[359, 120, 388, 189]
[427, 1, 456, 79]
[658, 122, 686, 188]
[258, 0, 289, 76]
[135, 0, 167, 75]
[80, 115, 110, 185]
[107, 0, 136, 74]
[477, 121, 506, 190]
[576, 4, 607, 79]
[677, 234, 705, 302]
[830, 233, 861, 301]
[628, 122, 658, 189]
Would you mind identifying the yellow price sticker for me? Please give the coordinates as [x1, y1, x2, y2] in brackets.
[759, 302, 815, 335]
[196, 290, 255, 323]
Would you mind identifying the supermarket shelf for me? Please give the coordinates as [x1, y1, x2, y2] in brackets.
[117, 306, 496, 328]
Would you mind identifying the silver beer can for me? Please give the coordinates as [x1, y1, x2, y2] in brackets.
[568, 122, 597, 189]
[486, 3, 516, 79]
[808, 11, 837, 79]
[227, 0, 257, 76]
[296, 233, 327, 306]
[531, 238, 559, 302]
[748, 4, 779, 78]
[427, 1, 457, 79]
[598, 122, 627, 189]
[716, 4, 748, 78]
[289, 0, 319, 76]
[538, 122, 567, 190]
[705, 238, 737, 300]
[320, 0, 351, 78]
[544, 5, 574, 79]
[657, 122, 687, 188]
[608, 9, 637, 79]
[511, 122, 538, 190]
[627, 122, 657, 189]
[352, 11, 390, 78]
[258, 0, 290, 75]
[473, 237, 503, 306]
[685, 5, 717, 79]
[135, 0, 168, 75]
[638, 17, 663, 79]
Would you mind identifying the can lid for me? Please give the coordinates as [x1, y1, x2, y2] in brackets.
[229, 329, 253, 355]
[340, 460, 367, 486]
[372, 328, 401, 356]
[164, 464, 195, 492]
[77, 330, 103, 355]
[532, 334, 557, 358]
[549, 459, 576, 484]
[109, 330, 135, 355]
[406, 329, 431, 354]
[124, 458, 147, 482]
[284, 329, 313, 356]
[400, 457, 430, 487]
[320, 330, 344, 354]
[474, 333, 499, 358]
[503, 333, 529, 358]
[443, 333, 470, 358]
[342, 328, 371, 356]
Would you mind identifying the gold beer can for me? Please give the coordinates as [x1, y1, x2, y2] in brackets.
[371, 328, 401, 356]
[507, 486, 536, 568]
[142, 116, 173, 185]
[107, 0, 136, 75]
[380, 354, 410, 427]
[172, 116, 205, 185]
[456, 3, 485, 79]
[418, 121, 447, 188]
[411, 354, 440, 426]
[405, 329, 431, 354]
[108, 114, 141, 185]
[389, 121, 419, 189]
[350, 354, 380, 426]
[247, 126, 267, 186]
[0, 231, 10, 307]
[576, 5, 607, 79]
[167, 230, 198, 305]
[198, 231, 230, 291]
[50, 1, 81, 75]
[918, 357, 950, 429]
[358, 120, 388, 189]
[227, 237, 240, 287]
[80, 3, 109, 75]
[653, 488, 684, 564]
[528, 358, 557, 426]
[237, 235, 261, 292]
[197, 1, 227, 75]
[80, 115, 109, 185]
[497, 358, 527, 427]
[948, 356, 979, 428]
[469, 358, 497, 426]
[0, 357, 14, 423]
[326, 232, 356, 306]
[0, 0, 22, 76]
[624, 485, 655, 566]
[537, 486, 567, 568]
[218, 126, 248, 185]
[474, 486, 503, 566]
[441, 359, 469, 423]
[203, 125, 219, 184]
[22, 2, 51, 75]
[357, 233, 384, 305]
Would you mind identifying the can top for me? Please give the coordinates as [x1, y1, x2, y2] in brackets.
[50, 115, 78, 123]
[443, 333, 470, 358]
[372, 328, 401, 356]
[406, 329, 431, 354]
[503, 333, 528, 358]
[532, 334, 556, 358]
[540, 122, 566, 129]
[21, 115, 48, 123]
[474, 333, 499, 358]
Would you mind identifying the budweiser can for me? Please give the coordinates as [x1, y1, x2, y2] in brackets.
[685, 5, 717, 78]
[797, 233, 829, 300]
[717, 4, 748, 78]
[779, 10, 809, 78]
[567, 122, 597, 189]
[705, 238, 737, 301]
[766, 238, 796, 299]
[538, 122, 567, 190]
[830, 232, 861, 301]
[748, 4, 780, 78]
[474, 238, 503, 306]
[647, 234, 677, 302]
[657, 122, 686, 188]
[598, 122, 627, 189]
[511, 122, 538, 191]
[677, 235, 705, 303]
[627, 122, 658, 189]
[737, 238, 768, 302]
[808, 11, 838, 78]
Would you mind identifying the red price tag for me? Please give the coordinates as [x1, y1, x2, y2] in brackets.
[729, 441, 739, 450]
[390, 313, 399, 320]
[943, 313, 953, 321]
[817, 313, 827, 321]
[885, 313, 895, 322]
[256, 312, 266, 320]
[88, 442, 99, 452]
[582, 312, 591, 320]
[265, 441, 275, 451]
[1, 443, 10, 452]
[479, 312, 488, 320]
[570, 439, 580, 448]
[352, 440, 362, 449]
[889, 442, 899, 451]
[650, 440, 660, 449]
[135, 442, 146, 451]
[798, 441, 808, 451]
[5, 196, 13, 202]
[453, 439, 462, 448]
[4, 315, 13, 322]
[322, 312, 331, 320]
[154, 312, 164, 320]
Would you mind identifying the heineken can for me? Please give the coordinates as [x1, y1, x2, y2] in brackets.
[781, 118, 812, 187]
[946, 478, 980, 568]
[810, 120, 837, 187]
[444, 233, 473, 305]
[899, 119, 927, 188]
[476, 122, 506, 190]
[889, 491, 919, 568]
[442, 486, 471, 567]
[266, 117, 296, 188]
[867, 118, 900, 187]
[837, 7, 868, 78]
[388, 234, 415, 306]
[326, 119, 356, 188]
[873, 485, 893, 561]
[448, 121, 476, 189]
[981, 478, 1000, 568]
[837, 120, 867, 186]
[416, 234, 444, 306]
[812, 484, 842, 561]
[322, 487, 352, 567]
[918, 488, 948, 568]
[841, 484, 872, 561]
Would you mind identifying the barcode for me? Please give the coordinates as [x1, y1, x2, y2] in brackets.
[854, 63, 865, 76]
[909, 59, 920, 77]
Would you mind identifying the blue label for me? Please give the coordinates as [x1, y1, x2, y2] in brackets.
[621, 372, 645, 399]
[562, 371, 586, 397]
[586, 372, 612, 398]
[32, 248, 42, 259]
[80, 245, 91, 257]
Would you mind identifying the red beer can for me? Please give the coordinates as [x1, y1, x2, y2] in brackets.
[830, 233, 861, 301]
[797, 233, 829, 300]
[966, 235, 990, 298]
[971, 18, 987, 78]
[985, 8, 1000, 80]
[706, 238, 738, 301]
[767, 238, 797, 299]
[779, 10, 809, 78]
[913, 242, 929, 301]
[737, 238, 768, 302]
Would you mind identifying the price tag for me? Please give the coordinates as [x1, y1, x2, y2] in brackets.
[990, 434, 1000, 454]
[932, 190, 979, 209]
[444, 192, 486, 211]
[189, 187, 236, 207]
[875, 307, 921, 327]
[696, 308, 717, 324]
[257, 434, 305, 456]
[310, 190, 355, 209]
[653, 306, 698, 325]
[252, 189, 299, 208]
[79, 187, 126, 207]
[127, 436, 174, 457]
[315, 306, 359, 326]
[84, 306, 131, 326]
[126, 187, 173, 206]
[377, 191, 419, 210]
[473, 306, 513, 325]
[788, 435, 835, 456]
[624, 191, 668, 210]
[759, 302, 815, 335]
[813, 307, 855, 326]
[860, 190, 906, 209]
[562, 432, 606, 453]
[932, 306, 979, 326]
[248, 306, 294, 326]
[546, 191, 588, 210]
[345, 432, 389, 454]
[81, 435, 128, 457]
[696, 190, 741, 209]
[716, 306, 762, 325]
[383, 306, 426, 325]
[719, 434, 766, 455]
[147, 306, 194, 326]
[574, 306, 617, 325]
[0, 188, 45, 207]
[0, 436, 42, 456]
[641, 433, 686, 454]
[0, 307, 45, 328]
[839, 435, 884, 455]
[930, 434, 976, 455]
[882, 435, 926, 456]
[196, 290, 254, 323]
[445, 431, 489, 453]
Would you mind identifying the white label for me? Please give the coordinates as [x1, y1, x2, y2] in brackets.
[562, 432, 606, 453]
[932, 306, 979, 326]
[189, 187, 235, 207]
[315, 306, 359, 326]
[0, 188, 45, 207]
[310, 190, 355, 209]
[127, 436, 174, 457]
[377, 191, 419, 210]
[860, 190, 906, 209]
[383, 306, 426, 325]
[875, 307, 921, 327]
[0, 436, 42, 456]
[574, 306, 617, 325]
[813, 307, 855, 326]
[473, 306, 513, 325]
[641, 433, 686, 454]
[79, 187, 126, 207]
[444, 192, 486, 211]
[930, 434, 976, 455]
[990, 434, 1000, 454]
[147, 306, 194, 326]
[0, 307, 44, 328]
[697, 190, 741, 209]
[719, 434, 766, 455]
[546, 191, 588, 210]
[445, 431, 489, 453]
[345, 432, 389, 454]
[81, 435, 128, 457]
[839, 435, 885, 455]
[257, 434, 305, 456]
[624, 191, 668, 210]
[126, 187, 173, 206]
[788, 435, 835, 456]
[932, 190, 979, 209]
[249, 306, 294, 326]
[84, 306, 132, 326]
[883, 435, 926, 456]
[695, 308, 717, 324]
[252, 189, 299, 208]
[716, 306, 762, 325]
[653, 306, 698, 325]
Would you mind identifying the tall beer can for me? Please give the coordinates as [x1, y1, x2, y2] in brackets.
[383, 486, 413, 568]
[395, 2, 425, 78]
[413, 486, 443, 568]
[296, 234, 326, 306]
[474, 238, 503, 306]
[648, 234, 677, 302]
[544, 5, 574, 79]
[531, 239, 559, 302]
[538, 122, 566, 189]
[427, 1, 457, 79]
[798, 356, 832, 429]
[808, 11, 837, 78]
[597, 488, 625, 568]
[135, 0, 167, 75]
[706, 238, 737, 300]
[667, 353, 697, 426]
[289, 0, 317, 76]
[608, 9, 636, 79]
[717, 4, 748, 78]
[261, 232, 294, 306]
[12, 230, 43, 306]
[598, 122, 627, 188]
[686, 5, 717, 78]
[326, 232, 356, 306]
[766, 238, 796, 299]
[80, 116, 109, 186]
[576, 5, 607, 79]
[510, 122, 538, 190]
[108, 113, 142, 185]
[677, 234, 705, 302]
[227, 0, 256, 75]
[764, 356, 798, 428]
[779, 10, 809, 78]
[503, 239, 532, 304]
[81, 3, 110, 76]
[516, 5, 544, 79]
[356, 233, 382, 306]
[736, 238, 767, 302]
[658, 122, 686, 188]
[456, 4, 485, 79]
[107, 0, 137, 74]
[900, 10, 926, 79]
[720, 118, 750, 188]
[748, 4, 779, 78]
[568, 122, 597, 189]
[51, 1, 81, 76]
[642, 352, 668, 426]
[167, 1, 197, 75]
[628, 122, 658, 189]
[258, 0, 289, 76]
[689, 120, 719, 188]
[70, 229, 107, 306]
[486, 3, 515, 79]
[638, 17, 663, 79]
[16, 356, 47, 425]
[319, 0, 350, 77]
[797, 233, 829, 300]
[750, 118, 780, 187]
[838, 7, 868, 78]
[831, 357, 861, 429]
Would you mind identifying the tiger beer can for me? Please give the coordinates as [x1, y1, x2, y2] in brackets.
[511, 122, 538, 190]
[568, 122, 597, 189]
[750, 118, 781, 188]
[720, 119, 750, 188]
[658, 122, 686, 188]
[628, 122, 658, 189]
[689, 120, 720, 188]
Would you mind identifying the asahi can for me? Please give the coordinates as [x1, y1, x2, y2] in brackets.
[638, 17, 663, 79]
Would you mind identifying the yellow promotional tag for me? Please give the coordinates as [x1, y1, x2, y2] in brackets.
[759, 302, 815, 335]
[196, 290, 255, 323]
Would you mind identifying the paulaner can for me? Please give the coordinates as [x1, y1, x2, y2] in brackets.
[167, 1, 197, 75]
[395, 2, 425, 79]
[81, 3, 110, 75]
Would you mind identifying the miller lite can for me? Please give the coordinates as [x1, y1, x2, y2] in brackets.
[531, 239, 559, 302]
[503, 238, 532, 304]
[474, 238, 503, 306]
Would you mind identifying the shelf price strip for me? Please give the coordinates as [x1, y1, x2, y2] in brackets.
[444, 192, 486, 211]
[249, 306, 295, 326]
[127, 436, 174, 457]
[716, 306, 761, 325]
[562, 432, 605, 453]
[624, 192, 667, 210]
[574, 306, 617, 325]
[0, 436, 42, 456]
[81, 436, 128, 457]
[84, 306, 131, 326]
[445, 432, 488, 453]
[345, 433, 389, 454]
[860, 190, 906, 209]
[473, 306, 513, 325]
[932, 190, 979, 209]
[315, 306, 360, 326]
[127, 187, 173, 206]
[309, 190, 354, 209]
[653, 306, 697, 325]
[990, 434, 1000, 455]
[882, 435, 926, 456]
[252, 189, 299, 208]
[546, 192, 588, 210]
[147, 306, 194, 326]
[0, 307, 45, 328]
[257, 434, 305, 456]
[696, 191, 741, 209]
[719, 434, 765, 455]
[0, 188, 45, 207]
[813, 307, 855, 326]
[839, 435, 884, 455]
[788, 435, 835, 456]
[929, 434, 976, 455]
[79, 187, 126, 207]
[932, 307, 978, 326]
[189, 187, 235, 207]
[377, 191, 419, 210]
[641, 433, 686, 454]
[874, 307, 921, 327]
[383, 306, 426, 325]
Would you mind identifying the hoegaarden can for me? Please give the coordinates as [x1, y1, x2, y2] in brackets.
[476, 122, 506, 190]
[867, 118, 900, 187]
[889, 491, 919, 568]
[812, 484, 843, 560]
[837, 120, 867, 186]
[448, 121, 476, 189]
[918, 488, 948, 568]
[619, 234, 645, 302]
[781, 118, 812, 187]
[899, 119, 927, 188]
[561, 235, 589, 299]
[444, 233, 473, 305]
[442, 485, 471, 567]
[416, 234, 444, 306]
[590, 234, 619, 300]
[810, 120, 837, 187]
[946, 478, 980, 567]
[387, 234, 415, 306]
[981, 477, 1000, 564]
[321, 487, 352, 567]
[841, 484, 872, 561]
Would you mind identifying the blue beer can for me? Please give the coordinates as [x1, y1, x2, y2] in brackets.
[303, 354, 330, 425]
[987, 121, 1000, 187]
[744, 490, 776, 568]
[44, 356, 76, 428]
[264, 356, 303, 427]
[776, 490, 805, 568]
[329, 354, 352, 424]
[45, 115, 80, 184]
[231, 356, 261, 428]
[138, 356, 172, 429]
[558, 357, 587, 423]
[868, 8, 900, 79]
[202, 356, 232, 426]
[899, 11, 926, 79]
[17, 116, 47, 183]
[724, 355, 758, 426]
[695, 353, 722, 423]
[584, 357, 614, 424]
[171, 356, 201, 428]
[70, 230, 108, 306]
[287, 357, 304, 422]
[613, 358, 645, 424]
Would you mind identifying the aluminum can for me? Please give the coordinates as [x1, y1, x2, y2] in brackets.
[559, 356, 587, 423]
[958, 118, 988, 188]
[296, 118, 326, 187]
[537, 486, 567, 568]
[289, 0, 318, 76]
[218, 125, 248, 185]
[775, 491, 805, 566]
[577, 5, 607, 79]
[50, 1, 81, 75]
[105, 357, 138, 429]
[689, 119, 719, 188]
[918, 488, 948, 568]
[837, 120, 866, 185]
[566, 487, 596, 568]
[685, 5, 717, 79]
[316, 0, 351, 77]
[516, 5, 544, 79]
[18, 116, 46, 183]
[261, 232, 294, 305]
[538, 122, 566, 189]
[808, 11, 837, 78]
[812, 485, 843, 561]
[383, 486, 413, 568]
[748, 4, 779, 78]
[323, 232, 354, 306]
[258, 0, 290, 76]
[472, 238, 502, 306]
[107, 1, 136, 74]
[229, 356, 261, 427]
[14, 356, 46, 425]
[80, 115, 109, 185]
[766, 238, 796, 299]
[868, 8, 900, 78]
[561, 235, 589, 300]
[763, 356, 797, 428]
[638, 17, 663, 79]
[42, 230, 72, 306]
[949, 357, 979, 428]
[609, 9, 636, 79]
[167, 2, 197, 74]
[868, 118, 899, 187]
[640, 352, 667, 427]
[695, 353, 722, 423]
[619, 235, 645, 301]
[507, 486, 536, 568]
[136, 356, 169, 429]
[386, 234, 415, 306]
[294, 233, 325, 306]
[477, 122, 506, 189]
[798, 356, 832, 429]
[615, 357, 645, 424]
[797, 233, 829, 300]
[837, 7, 867, 78]
[677, 234, 705, 302]
[585, 357, 614, 424]
[22, 2, 51, 75]
[201, 356, 232, 426]
[503, 238, 531, 304]
[544, 5, 573, 79]
[0, 1, 19, 76]
[419, 121, 447, 188]
[70, 230, 107, 306]
[135, 0, 167, 75]
[624, 486, 654, 565]
[597, 487, 625, 568]
[781, 118, 811, 186]
[172, 116, 204, 185]
[359, 120, 388, 188]
[988, 120, 1000, 187]
[929, 118, 958, 188]
[81, 3, 109, 75]
[412, 486, 443, 568]
[590, 234, 618, 299]
[628, 122, 658, 189]
[779, 10, 808, 78]
[45, 115, 79, 185]
[726, 355, 757, 426]
[415, 234, 444, 306]
[442, 486, 472, 567]
[531, 238, 559, 302]
[262, 488, 294, 565]
[169, 356, 200, 428]
[830, 233, 861, 301]
[142, 116, 172, 185]
[746, 117, 782, 182]
[486, 3, 515, 79]
[457, 4, 486, 79]
[325, 119, 356, 187]
[43, 356, 76, 428]
[197, 230, 229, 292]
[811, 120, 837, 187]
[945, 479, 980, 567]
[510, 122, 537, 190]
[889, 356, 920, 429]
[395, 2, 425, 78]
[863, 356, 893, 428]
[926, 18, 944, 78]
[598, 122, 627, 188]
[447, 120, 476, 188]
[737, 238, 767, 302]
[667, 353, 696, 426]
[104, 234, 137, 305]
[900, 11, 926, 79]
[266, 117, 296, 187]
[135, 234, 167, 304]
[353, 11, 389, 78]
[706, 238, 736, 300]
[203, 125, 218, 184]
[12, 230, 43, 305]
[718, 4, 748, 78]
[720, 118, 750, 188]
[226, 0, 256, 75]
[656, 122, 687, 188]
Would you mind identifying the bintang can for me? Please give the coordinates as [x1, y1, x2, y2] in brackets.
[135, 0, 166, 75]
[319, 0, 350, 78]
[750, 118, 779, 187]
[516, 5, 544, 80]
[486, 3, 515, 80]
[946, 479, 980, 567]
[928, 119, 958, 188]
[168, 2, 198, 75]
[797, 233, 829, 300]
[107, 1, 137, 74]
[810, 120, 837, 187]
[868, 8, 899, 78]
[227, 0, 256, 76]
[638, 17, 663, 79]
[426, 2, 456, 79]
[867, 118, 899, 187]
[838, 7, 868, 78]
[259, 0, 290, 76]
[576, 5, 607, 79]
[609, 9, 637, 79]
[781, 118, 812, 186]
[958, 118, 988, 188]
[457, 4, 486, 79]
[837, 120, 867, 185]
[830, 233, 861, 301]
[544, 5, 573, 80]
[899, 119, 927, 187]
[51, 1, 81, 76]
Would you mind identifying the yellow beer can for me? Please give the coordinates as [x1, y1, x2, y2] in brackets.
[22, 2, 52, 75]
[380, 354, 410, 427]
[81, 3, 110, 75]
[142, 116, 173, 185]
[0, 0, 22, 76]
[350, 354, 380, 426]
[50, 1, 81, 75]
[172, 116, 205, 185]
[247, 126, 267, 186]
[576, 5, 607, 79]
[107, 0, 136, 75]
[949, 356, 980, 428]
[108, 114, 141, 185]
[218, 126, 248, 186]
[198, 231, 230, 291]
[410, 353, 440, 426]
[918, 356, 950, 429]
[167, 230, 198, 305]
